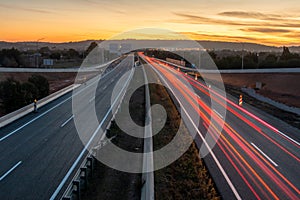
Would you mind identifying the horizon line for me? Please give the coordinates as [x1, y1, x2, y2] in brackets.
[0, 39, 297, 48]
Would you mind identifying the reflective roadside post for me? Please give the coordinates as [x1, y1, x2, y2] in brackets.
[34, 99, 38, 112]
[239, 95, 243, 106]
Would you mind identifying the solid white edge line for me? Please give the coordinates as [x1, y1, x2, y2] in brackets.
[141, 66, 155, 200]
[0, 161, 22, 181]
[277, 131, 300, 146]
[60, 115, 74, 128]
[49, 57, 135, 200]
[89, 97, 95, 103]
[142, 56, 242, 200]
[0, 59, 122, 142]
[213, 109, 224, 119]
[251, 142, 278, 167]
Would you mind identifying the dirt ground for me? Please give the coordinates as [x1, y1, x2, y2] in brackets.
[203, 73, 300, 108]
[150, 83, 220, 200]
[0, 72, 99, 93]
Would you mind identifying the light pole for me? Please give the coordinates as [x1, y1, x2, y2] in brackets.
[241, 42, 244, 70]
[198, 48, 201, 69]
[36, 38, 45, 68]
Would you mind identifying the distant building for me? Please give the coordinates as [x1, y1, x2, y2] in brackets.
[109, 43, 119, 53]
[120, 43, 132, 54]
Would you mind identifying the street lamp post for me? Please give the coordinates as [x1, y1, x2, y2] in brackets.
[36, 38, 45, 68]
[241, 42, 244, 70]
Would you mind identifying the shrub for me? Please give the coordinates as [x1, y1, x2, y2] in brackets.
[28, 75, 49, 99]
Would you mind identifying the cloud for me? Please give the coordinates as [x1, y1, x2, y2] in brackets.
[180, 31, 300, 46]
[0, 3, 53, 14]
[172, 12, 300, 28]
[218, 11, 283, 20]
[241, 27, 293, 33]
[79, 0, 126, 14]
[181, 32, 257, 41]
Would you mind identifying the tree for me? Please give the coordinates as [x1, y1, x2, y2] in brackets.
[50, 52, 61, 60]
[280, 46, 292, 60]
[0, 48, 22, 67]
[208, 51, 217, 60]
[21, 82, 38, 105]
[85, 42, 98, 56]
[67, 48, 80, 59]
[28, 75, 49, 99]
[0, 78, 24, 112]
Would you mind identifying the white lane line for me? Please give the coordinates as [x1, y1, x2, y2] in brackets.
[0, 61, 122, 142]
[49, 65, 135, 200]
[89, 97, 95, 103]
[145, 58, 242, 200]
[0, 161, 22, 181]
[60, 115, 74, 128]
[251, 142, 278, 167]
[278, 130, 300, 146]
[213, 109, 223, 119]
[0, 96, 71, 142]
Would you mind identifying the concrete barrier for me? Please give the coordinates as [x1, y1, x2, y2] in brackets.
[0, 84, 80, 128]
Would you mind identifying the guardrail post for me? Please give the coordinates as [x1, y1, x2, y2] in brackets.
[87, 157, 94, 177]
[80, 167, 88, 190]
[72, 180, 80, 199]
[106, 128, 111, 138]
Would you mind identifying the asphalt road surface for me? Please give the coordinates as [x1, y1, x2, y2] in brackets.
[1, 52, 299, 200]
[0, 55, 134, 199]
[140, 53, 300, 200]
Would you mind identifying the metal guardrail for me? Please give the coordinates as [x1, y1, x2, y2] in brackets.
[141, 66, 155, 200]
[58, 62, 135, 200]
[61, 125, 116, 200]
[0, 57, 125, 128]
[0, 84, 80, 128]
[155, 58, 300, 74]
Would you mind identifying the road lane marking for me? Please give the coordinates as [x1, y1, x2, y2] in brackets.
[251, 143, 278, 167]
[0, 96, 72, 142]
[145, 58, 242, 200]
[0, 161, 22, 181]
[158, 58, 300, 147]
[0, 61, 122, 142]
[89, 97, 95, 103]
[60, 115, 74, 128]
[213, 109, 224, 119]
[278, 130, 300, 146]
[50, 64, 135, 200]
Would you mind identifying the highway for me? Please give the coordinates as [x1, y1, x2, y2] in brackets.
[140, 53, 300, 200]
[0, 55, 134, 199]
[0, 51, 299, 200]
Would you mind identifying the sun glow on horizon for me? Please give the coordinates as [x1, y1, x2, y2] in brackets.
[0, 0, 299, 46]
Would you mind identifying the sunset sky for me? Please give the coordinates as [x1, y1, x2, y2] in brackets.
[0, 0, 300, 46]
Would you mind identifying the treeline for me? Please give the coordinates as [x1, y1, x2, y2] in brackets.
[0, 47, 84, 68]
[145, 46, 300, 69]
[210, 46, 300, 69]
[0, 48, 22, 67]
[0, 75, 49, 112]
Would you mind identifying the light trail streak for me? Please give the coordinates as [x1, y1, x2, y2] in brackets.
[142, 54, 300, 199]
